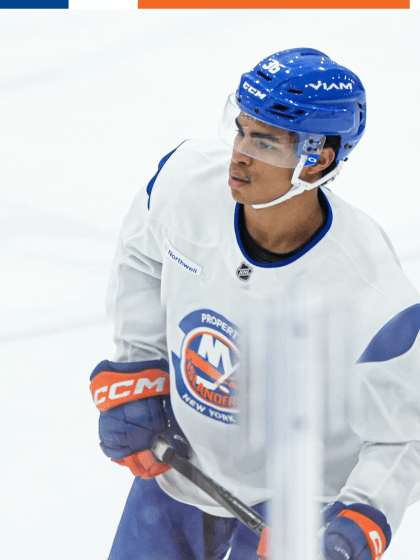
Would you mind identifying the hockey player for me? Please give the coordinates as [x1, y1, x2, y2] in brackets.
[90, 48, 420, 560]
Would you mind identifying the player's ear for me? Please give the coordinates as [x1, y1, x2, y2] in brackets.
[306, 147, 336, 176]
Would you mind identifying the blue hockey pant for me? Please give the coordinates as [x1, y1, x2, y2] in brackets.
[108, 477, 267, 560]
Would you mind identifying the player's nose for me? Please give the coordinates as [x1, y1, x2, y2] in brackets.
[231, 148, 252, 165]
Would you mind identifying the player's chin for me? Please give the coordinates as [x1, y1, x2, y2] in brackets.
[229, 185, 266, 206]
[229, 180, 252, 200]
[229, 188, 249, 203]
[229, 187, 266, 206]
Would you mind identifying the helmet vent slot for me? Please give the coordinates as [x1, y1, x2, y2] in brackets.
[269, 109, 296, 120]
[287, 88, 303, 95]
[357, 108, 365, 134]
[272, 103, 290, 112]
[257, 71, 272, 82]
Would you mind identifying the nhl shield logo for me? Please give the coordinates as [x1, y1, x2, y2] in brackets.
[236, 262, 252, 282]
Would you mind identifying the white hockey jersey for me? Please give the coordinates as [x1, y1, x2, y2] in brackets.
[107, 139, 420, 534]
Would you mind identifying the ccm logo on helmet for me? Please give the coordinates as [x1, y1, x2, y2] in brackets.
[308, 81, 353, 91]
[90, 368, 170, 411]
[243, 82, 267, 99]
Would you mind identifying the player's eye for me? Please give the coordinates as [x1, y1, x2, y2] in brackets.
[256, 140, 278, 151]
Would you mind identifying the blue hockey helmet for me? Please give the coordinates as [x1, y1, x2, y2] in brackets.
[236, 48, 366, 162]
[218, 48, 366, 207]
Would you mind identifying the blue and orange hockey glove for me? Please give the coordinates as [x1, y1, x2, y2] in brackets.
[320, 501, 392, 560]
[257, 527, 271, 560]
[90, 359, 190, 478]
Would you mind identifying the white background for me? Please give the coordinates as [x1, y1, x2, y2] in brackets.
[1, 10, 420, 560]
[69, 0, 138, 8]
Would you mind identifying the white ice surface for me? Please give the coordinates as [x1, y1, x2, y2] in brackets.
[2, 10, 420, 560]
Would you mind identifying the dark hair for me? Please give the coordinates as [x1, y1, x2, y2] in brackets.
[321, 136, 341, 177]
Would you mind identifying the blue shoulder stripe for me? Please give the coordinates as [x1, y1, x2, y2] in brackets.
[146, 140, 188, 209]
[357, 303, 420, 363]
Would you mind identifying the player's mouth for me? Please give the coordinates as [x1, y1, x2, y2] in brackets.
[228, 173, 251, 189]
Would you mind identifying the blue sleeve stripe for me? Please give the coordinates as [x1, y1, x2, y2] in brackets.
[357, 303, 420, 363]
[146, 140, 188, 209]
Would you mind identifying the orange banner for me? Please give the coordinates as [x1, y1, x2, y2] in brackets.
[138, 1, 409, 6]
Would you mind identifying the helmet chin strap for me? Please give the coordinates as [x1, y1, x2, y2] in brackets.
[251, 156, 344, 210]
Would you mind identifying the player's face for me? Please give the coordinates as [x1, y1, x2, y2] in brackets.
[228, 115, 297, 205]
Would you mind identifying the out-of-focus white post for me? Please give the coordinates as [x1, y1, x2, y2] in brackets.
[242, 293, 324, 560]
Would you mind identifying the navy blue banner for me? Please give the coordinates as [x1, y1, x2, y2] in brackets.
[0, 0, 68, 7]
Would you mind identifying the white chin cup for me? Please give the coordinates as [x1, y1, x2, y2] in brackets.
[251, 157, 344, 209]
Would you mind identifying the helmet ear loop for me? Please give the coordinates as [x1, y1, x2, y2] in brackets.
[291, 157, 344, 191]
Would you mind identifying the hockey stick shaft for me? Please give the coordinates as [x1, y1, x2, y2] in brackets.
[151, 437, 269, 537]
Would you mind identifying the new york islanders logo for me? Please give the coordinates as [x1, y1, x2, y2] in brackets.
[172, 310, 240, 424]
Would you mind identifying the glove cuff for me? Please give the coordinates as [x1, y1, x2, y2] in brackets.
[344, 503, 391, 548]
[90, 359, 170, 411]
[338, 509, 386, 560]
[322, 501, 392, 560]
